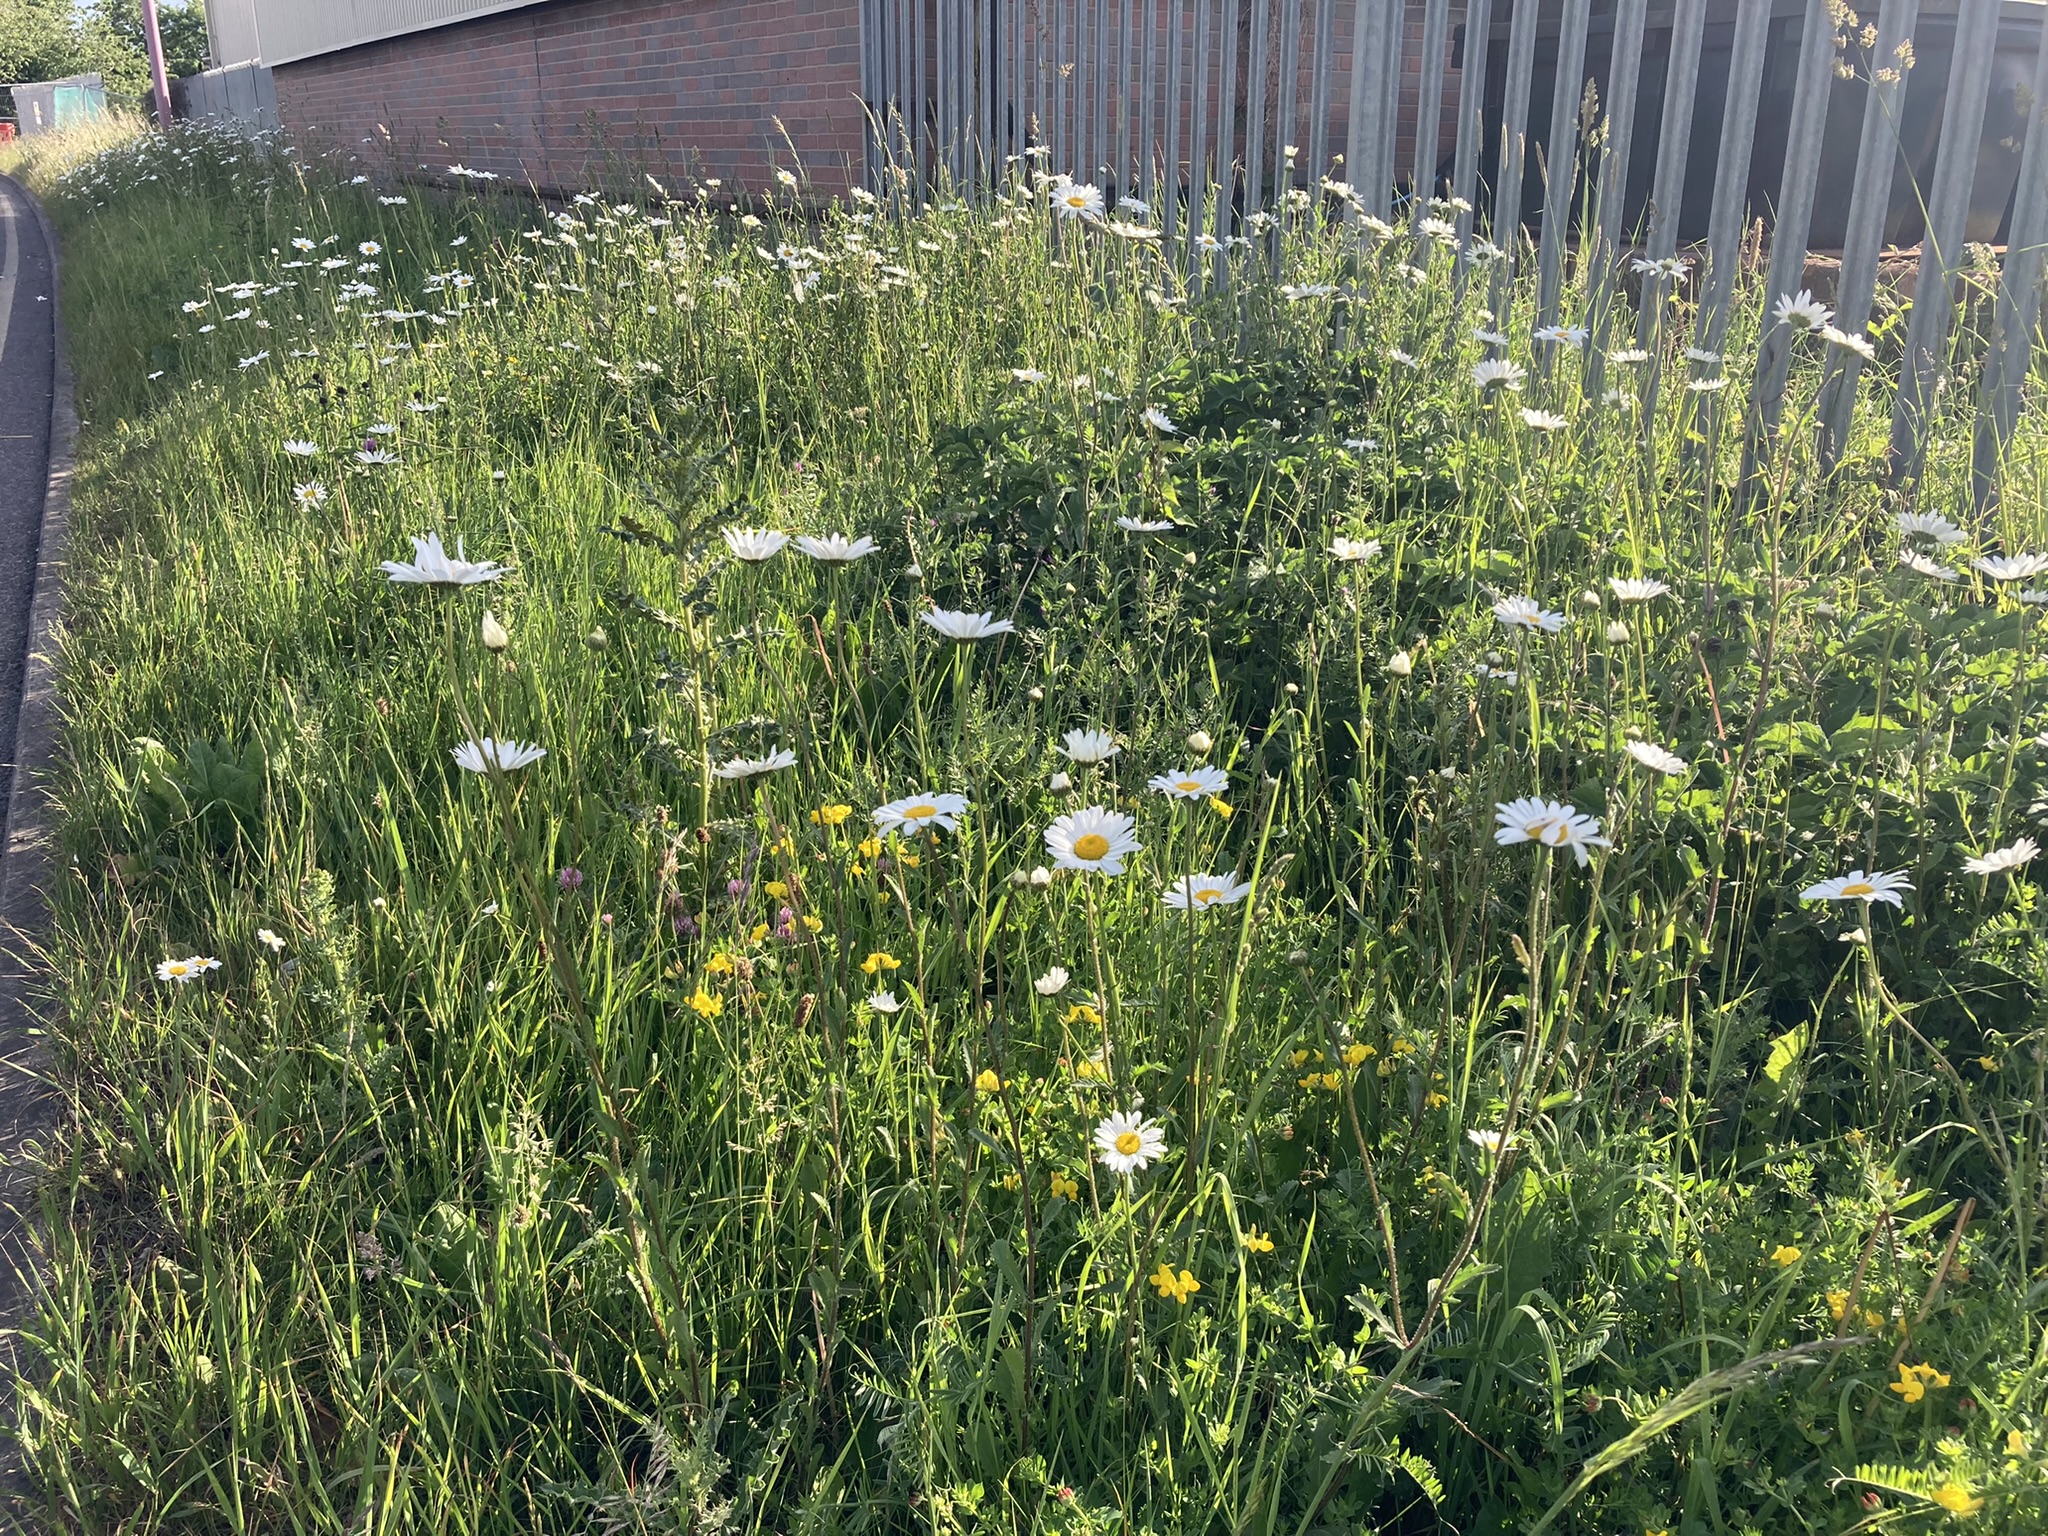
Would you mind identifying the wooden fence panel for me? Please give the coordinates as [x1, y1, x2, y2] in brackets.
[1973, 2, 2048, 508]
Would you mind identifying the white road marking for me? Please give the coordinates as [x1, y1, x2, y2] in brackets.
[0, 183, 19, 378]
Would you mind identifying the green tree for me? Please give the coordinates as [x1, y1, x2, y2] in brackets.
[98, 0, 209, 80]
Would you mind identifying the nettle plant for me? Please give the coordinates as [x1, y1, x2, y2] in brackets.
[9, 118, 2048, 1534]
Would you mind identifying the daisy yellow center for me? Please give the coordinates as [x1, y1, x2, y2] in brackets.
[165, 962, 190, 976]
[1841, 882, 1874, 897]
[1194, 887, 1223, 904]
[1073, 833, 1111, 861]
[1064, 194, 1088, 207]
[905, 804, 938, 819]
[1176, 780, 1203, 791]
[1114, 1130, 1143, 1156]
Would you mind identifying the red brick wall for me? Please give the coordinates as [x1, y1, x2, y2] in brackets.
[273, 0, 870, 197]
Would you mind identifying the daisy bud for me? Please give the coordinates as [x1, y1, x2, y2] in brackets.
[1049, 772, 1073, 792]
[480, 609, 510, 652]
[1605, 621, 1629, 643]
[1183, 552, 1197, 566]
[1579, 589, 1601, 609]
[585, 627, 610, 652]
[1187, 729, 1213, 755]
[1029, 687, 1045, 701]
[1386, 650, 1413, 676]
[1028, 866, 1053, 887]
[1009, 868, 1031, 887]
[906, 564, 924, 579]
[1283, 682, 1299, 695]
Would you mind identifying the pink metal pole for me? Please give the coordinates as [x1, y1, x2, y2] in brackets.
[141, 0, 174, 129]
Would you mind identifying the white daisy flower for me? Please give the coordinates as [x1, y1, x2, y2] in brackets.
[1093, 1109, 1166, 1174]
[867, 990, 903, 1013]
[722, 527, 791, 561]
[1898, 549, 1961, 581]
[155, 955, 222, 983]
[1142, 406, 1177, 434]
[1963, 838, 2038, 876]
[1607, 348, 1650, 364]
[1049, 178, 1105, 221]
[1683, 346, 1722, 364]
[1033, 966, 1070, 996]
[1056, 728, 1120, 765]
[1473, 327, 1510, 347]
[1533, 324, 1588, 349]
[1799, 869, 1911, 907]
[282, 439, 320, 456]
[712, 749, 798, 780]
[451, 738, 548, 773]
[256, 929, 285, 952]
[872, 791, 972, 833]
[1895, 511, 1967, 547]
[381, 532, 510, 585]
[1472, 357, 1526, 392]
[1493, 595, 1567, 633]
[794, 533, 877, 564]
[1466, 1128, 1510, 1154]
[1387, 347, 1418, 368]
[1162, 872, 1254, 911]
[1148, 765, 1229, 800]
[1821, 325, 1875, 359]
[355, 446, 401, 465]
[292, 481, 328, 509]
[1608, 576, 1670, 602]
[1624, 739, 1688, 775]
[1330, 537, 1382, 562]
[1518, 407, 1569, 432]
[921, 608, 1017, 641]
[1772, 289, 1834, 333]
[1687, 377, 1729, 394]
[1116, 516, 1178, 533]
[1974, 553, 2048, 582]
[1011, 367, 1047, 383]
[1045, 805, 1142, 875]
[1386, 650, 1414, 676]
[1493, 796, 1612, 866]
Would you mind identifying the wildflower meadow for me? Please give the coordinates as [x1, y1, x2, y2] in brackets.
[6, 118, 2048, 1533]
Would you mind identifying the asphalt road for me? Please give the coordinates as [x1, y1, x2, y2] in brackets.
[0, 175, 54, 816]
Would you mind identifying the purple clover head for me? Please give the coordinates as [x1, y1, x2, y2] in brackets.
[558, 865, 585, 892]
[774, 905, 797, 941]
[727, 877, 749, 900]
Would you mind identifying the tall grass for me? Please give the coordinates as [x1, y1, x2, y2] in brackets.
[7, 120, 2048, 1534]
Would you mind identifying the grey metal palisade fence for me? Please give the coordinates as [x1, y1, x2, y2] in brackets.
[855, 0, 2048, 507]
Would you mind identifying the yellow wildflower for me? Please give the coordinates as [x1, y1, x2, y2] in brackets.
[1208, 796, 1233, 818]
[1049, 1171, 1080, 1201]
[1066, 1002, 1103, 1027]
[748, 922, 770, 944]
[1977, 1056, 1998, 1071]
[801, 913, 823, 932]
[2006, 1429, 2027, 1458]
[1000, 1171, 1022, 1191]
[705, 952, 736, 975]
[1342, 1042, 1375, 1067]
[1425, 1091, 1449, 1109]
[1148, 1262, 1201, 1304]
[1770, 1245, 1802, 1267]
[1074, 1053, 1108, 1080]
[1243, 1226, 1275, 1254]
[974, 1069, 1001, 1093]
[850, 863, 866, 878]
[1827, 1290, 1850, 1322]
[901, 853, 921, 868]
[1290, 1048, 1311, 1067]
[861, 951, 901, 974]
[1889, 1362, 1950, 1403]
[1392, 1039, 1416, 1055]
[764, 880, 790, 899]
[858, 835, 883, 859]
[1319, 1072, 1342, 1091]
[1930, 1482, 1982, 1514]
[809, 804, 853, 826]
[687, 989, 723, 1018]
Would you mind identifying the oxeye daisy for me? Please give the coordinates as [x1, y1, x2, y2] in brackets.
[1056, 728, 1120, 765]
[1045, 805, 1141, 875]
[1608, 576, 1670, 602]
[866, 990, 903, 1013]
[1472, 357, 1525, 392]
[722, 527, 791, 561]
[1049, 178, 1105, 221]
[1116, 515, 1178, 533]
[1493, 797, 1612, 866]
[1624, 739, 1688, 775]
[1162, 872, 1253, 910]
[1798, 869, 1912, 907]
[1150, 765, 1229, 800]
[1974, 553, 2048, 582]
[1493, 595, 1567, 633]
[281, 438, 320, 457]
[713, 749, 798, 781]
[451, 738, 548, 773]
[794, 533, 876, 564]
[1329, 537, 1382, 562]
[1142, 406, 1177, 434]
[381, 532, 510, 586]
[1033, 966, 1070, 995]
[1093, 1110, 1166, 1174]
[1895, 511, 1967, 547]
[920, 608, 1016, 641]
[872, 791, 971, 833]
[155, 955, 221, 984]
[1963, 838, 2038, 876]
[1899, 549, 1961, 582]
[1821, 324, 1876, 359]
[1518, 407, 1569, 432]
[1772, 289, 1834, 333]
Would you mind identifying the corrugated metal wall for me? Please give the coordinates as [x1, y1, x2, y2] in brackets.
[232, 0, 557, 67]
